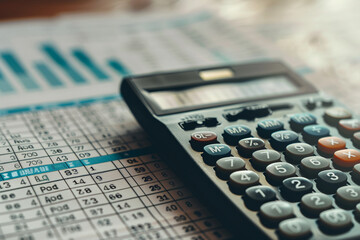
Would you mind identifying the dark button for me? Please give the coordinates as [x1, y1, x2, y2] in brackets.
[204, 117, 219, 127]
[237, 137, 265, 158]
[354, 203, 360, 221]
[317, 136, 346, 156]
[304, 98, 317, 110]
[259, 201, 294, 227]
[289, 113, 317, 132]
[281, 177, 313, 201]
[265, 162, 296, 185]
[300, 156, 330, 178]
[321, 98, 333, 107]
[202, 144, 231, 165]
[244, 186, 276, 210]
[223, 125, 251, 145]
[279, 218, 312, 240]
[300, 193, 332, 217]
[256, 119, 284, 138]
[285, 143, 314, 164]
[317, 169, 347, 194]
[302, 125, 330, 144]
[319, 209, 353, 234]
[324, 107, 352, 126]
[229, 170, 259, 193]
[242, 104, 271, 120]
[333, 149, 360, 168]
[223, 110, 241, 122]
[215, 157, 246, 180]
[352, 163, 360, 183]
[270, 130, 299, 151]
[190, 131, 217, 151]
[252, 149, 281, 169]
[338, 119, 360, 138]
[353, 132, 360, 148]
[336, 186, 360, 209]
[180, 120, 198, 130]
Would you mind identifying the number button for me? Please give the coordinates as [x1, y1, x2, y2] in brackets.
[338, 119, 360, 137]
[281, 177, 313, 201]
[317, 170, 347, 194]
[190, 131, 217, 151]
[256, 119, 284, 138]
[302, 124, 330, 144]
[300, 156, 330, 178]
[237, 137, 265, 158]
[259, 201, 294, 227]
[279, 218, 312, 240]
[223, 125, 251, 145]
[319, 209, 353, 234]
[251, 149, 281, 169]
[317, 136, 346, 155]
[285, 143, 314, 164]
[215, 157, 246, 179]
[202, 144, 231, 166]
[229, 170, 259, 193]
[336, 186, 360, 209]
[244, 186, 277, 210]
[270, 130, 299, 151]
[265, 162, 296, 185]
[333, 149, 360, 168]
[300, 193, 332, 217]
[289, 113, 317, 132]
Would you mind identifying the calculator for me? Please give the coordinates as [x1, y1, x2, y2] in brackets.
[120, 61, 360, 239]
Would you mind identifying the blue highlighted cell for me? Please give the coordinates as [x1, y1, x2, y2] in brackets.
[35, 62, 64, 87]
[108, 59, 130, 76]
[66, 161, 83, 168]
[1, 52, 40, 90]
[0, 69, 15, 93]
[52, 163, 68, 171]
[1, 165, 54, 180]
[72, 49, 109, 81]
[41, 44, 87, 84]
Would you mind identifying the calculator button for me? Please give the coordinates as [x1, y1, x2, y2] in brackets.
[223, 125, 251, 145]
[300, 156, 330, 178]
[270, 130, 299, 151]
[204, 117, 219, 127]
[289, 113, 317, 132]
[252, 149, 281, 169]
[353, 132, 360, 148]
[237, 137, 265, 158]
[190, 131, 217, 151]
[245, 186, 276, 210]
[317, 136, 346, 155]
[256, 119, 284, 138]
[321, 98, 333, 107]
[319, 209, 353, 234]
[281, 177, 313, 201]
[300, 193, 332, 217]
[229, 170, 259, 193]
[352, 163, 360, 183]
[279, 218, 312, 240]
[285, 143, 314, 164]
[265, 162, 296, 185]
[202, 144, 231, 165]
[259, 201, 294, 226]
[304, 97, 317, 110]
[338, 119, 360, 137]
[243, 104, 271, 119]
[355, 203, 360, 220]
[317, 169, 347, 194]
[215, 157, 246, 179]
[336, 186, 360, 209]
[324, 107, 352, 126]
[333, 149, 360, 168]
[302, 125, 330, 144]
[180, 120, 198, 130]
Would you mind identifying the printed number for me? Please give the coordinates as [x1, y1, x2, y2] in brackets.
[309, 158, 321, 166]
[241, 173, 251, 181]
[294, 145, 305, 152]
[310, 196, 324, 206]
[326, 172, 339, 181]
[291, 180, 305, 189]
[346, 188, 359, 198]
[255, 189, 266, 198]
[275, 165, 287, 173]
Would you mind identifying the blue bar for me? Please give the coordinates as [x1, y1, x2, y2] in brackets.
[66, 161, 83, 168]
[0, 69, 15, 93]
[1, 165, 54, 180]
[41, 44, 87, 84]
[35, 62, 64, 87]
[107, 59, 130, 76]
[52, 163, 68, 171]
[1, 52, 40, 90]
[72, 49, 109, 81]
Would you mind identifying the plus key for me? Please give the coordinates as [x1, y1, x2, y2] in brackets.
[318, 136, 346, 155]
[333, 149, 360, 168]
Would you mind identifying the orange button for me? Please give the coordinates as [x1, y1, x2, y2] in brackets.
[338, 119, 360, 137]
[333, 149, 360, 168]
[318, 136, 346, 155]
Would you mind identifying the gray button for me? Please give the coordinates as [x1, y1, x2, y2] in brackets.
[252, 149, 281, 169]
[336, 186, 360, 209]
[300, 156, 330, 178]
[237, 137, 265, 158]
[319, 209, 353, 234]
[265, 162, 296, 185]
[285, 143, 314, 164]
[215, 157, 245, 179]
[300, 193, 332, 217]
[352, 163, 360, 183]
[324, 107, 352, 126]
[260, 201, 294, 226]
[229, 170, 259, 193]
[354, 203, 360, 220]
[279, 218, 312, 239]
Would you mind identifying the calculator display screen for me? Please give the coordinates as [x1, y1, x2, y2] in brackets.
[147, 76, 297, 111]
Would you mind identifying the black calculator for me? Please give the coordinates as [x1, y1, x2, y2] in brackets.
[121, 61, 360, 239]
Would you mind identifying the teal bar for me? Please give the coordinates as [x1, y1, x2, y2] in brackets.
[72, 49, 109, 81]
[52, 163, 68, 171]
[0, 69, 15, 93]
[35, 62, 64, 87]
[66, 161, 83, 168]
[107, 59, 130, 76]
[1, 165, 54, 180]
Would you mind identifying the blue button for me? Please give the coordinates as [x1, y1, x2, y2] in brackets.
[202, 144, 231, 165]
[303, 125, 330, 144]
[290, 113, 317, 131]
[257, 119, 284, 138]
[223, 125, 251, 145]
[270, 130, 299, 151]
